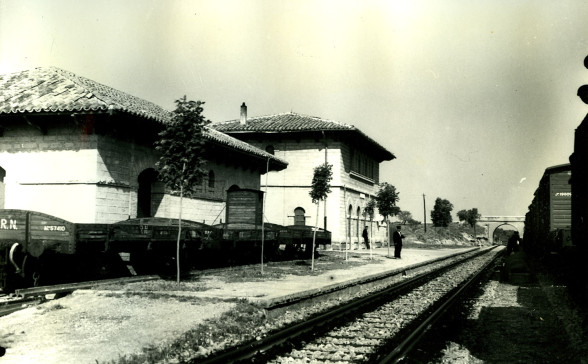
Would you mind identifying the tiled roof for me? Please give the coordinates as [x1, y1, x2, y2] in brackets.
[213, 112, 395, 160]
[0, 67, 287, 170]
[203, 126, 288, 169]
[0, 67, 170, 123]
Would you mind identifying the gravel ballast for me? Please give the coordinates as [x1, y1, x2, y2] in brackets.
[406, 252, 588, 363]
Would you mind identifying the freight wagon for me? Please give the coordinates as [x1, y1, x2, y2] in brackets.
[0, 210, 213, 292]
[524, 163, 572, 256]
[569, 109, 588, 302]
[570, 113, 588, 253]
[212, 187, 330, 263]
[0, 187, 332, 292]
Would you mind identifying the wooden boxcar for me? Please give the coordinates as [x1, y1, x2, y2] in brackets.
[524, 163, 572, 255]
[569, 112, 588, 302]
[570, 114, 588, 252]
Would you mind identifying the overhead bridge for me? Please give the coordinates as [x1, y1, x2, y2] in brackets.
[478, 216, 525, 244]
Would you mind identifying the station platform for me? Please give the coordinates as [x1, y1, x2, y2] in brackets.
[185, 245, 481, 307]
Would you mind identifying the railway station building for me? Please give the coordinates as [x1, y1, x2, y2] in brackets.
[0, 67, 287, 224]
[212, 105, 395, 246]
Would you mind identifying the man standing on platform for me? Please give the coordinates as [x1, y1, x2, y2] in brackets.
[362, 226, 370, 249]
[393, 225, 405, 259]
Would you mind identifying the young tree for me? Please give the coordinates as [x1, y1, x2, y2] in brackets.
[155, 96, 208, 283]
[364, 197, 376, 243]
[430, 197, 453, 227]
[309, 163, 332, 270]
[375, 182, 400, 257]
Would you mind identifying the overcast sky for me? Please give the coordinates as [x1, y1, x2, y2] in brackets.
[1, 0, 587, 222]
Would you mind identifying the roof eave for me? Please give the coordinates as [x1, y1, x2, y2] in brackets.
[205, 139, 288, 172]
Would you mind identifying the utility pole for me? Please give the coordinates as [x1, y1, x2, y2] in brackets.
[323, 132, 328, 231]
[323, 131, 329, 231]
[423, 194, 427, 233]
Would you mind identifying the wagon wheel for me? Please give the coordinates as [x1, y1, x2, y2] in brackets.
[263, 241, 281, 261]
[96, 252, 127, 278]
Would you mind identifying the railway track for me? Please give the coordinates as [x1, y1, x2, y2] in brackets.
[196, 246, 503, 364]
[0, 275, 160, 317]
[0, 297, 44, 317]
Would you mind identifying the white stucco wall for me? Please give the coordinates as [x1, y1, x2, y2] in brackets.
[0, 126, 265, 224]
[0, 147, 100, 222]
[247, 136, 391, 245]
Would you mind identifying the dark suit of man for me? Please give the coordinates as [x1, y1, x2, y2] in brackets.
[393, 227, 404, 258]
[362, 227, 370, 249]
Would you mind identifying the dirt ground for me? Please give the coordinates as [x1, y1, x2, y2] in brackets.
[0, 291, 235, 364]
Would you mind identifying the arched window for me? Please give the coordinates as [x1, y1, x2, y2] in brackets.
[137, 168, 158, 218]
[265, 145, 275, 155]
[208, 170, 215, 188]
[294, 207, 306, 226]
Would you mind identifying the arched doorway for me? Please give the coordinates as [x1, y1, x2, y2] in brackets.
[137, 168, 158, 218]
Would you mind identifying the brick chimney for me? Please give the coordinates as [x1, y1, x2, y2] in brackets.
[240, 102, 247, 125]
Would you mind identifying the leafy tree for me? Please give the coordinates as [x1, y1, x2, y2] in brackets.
[459, 208, 481, 240]
[396, 210, 421, 226]
[397, 210, 413, 224]
[465, 208, 481, 228]
[430, 197, 453, 227]
[155, 96, 208, 283]
[309, 163, 332, 270]
[375, 182, 400, 256]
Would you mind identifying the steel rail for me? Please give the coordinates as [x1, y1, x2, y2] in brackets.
[195, 247, 498, 364]
[0, 297, 43, 317]
[265, 247, 480, 311]
[15, 275, 160, 298]
[376, 248, 504, 363]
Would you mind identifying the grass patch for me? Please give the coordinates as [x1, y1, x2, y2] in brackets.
[212, 266, 286, 283]
[38, 302, 66, 313]
[210, 253, 378, 283]
[101, 300, 267, 364]
[97, 280, 209, 292]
